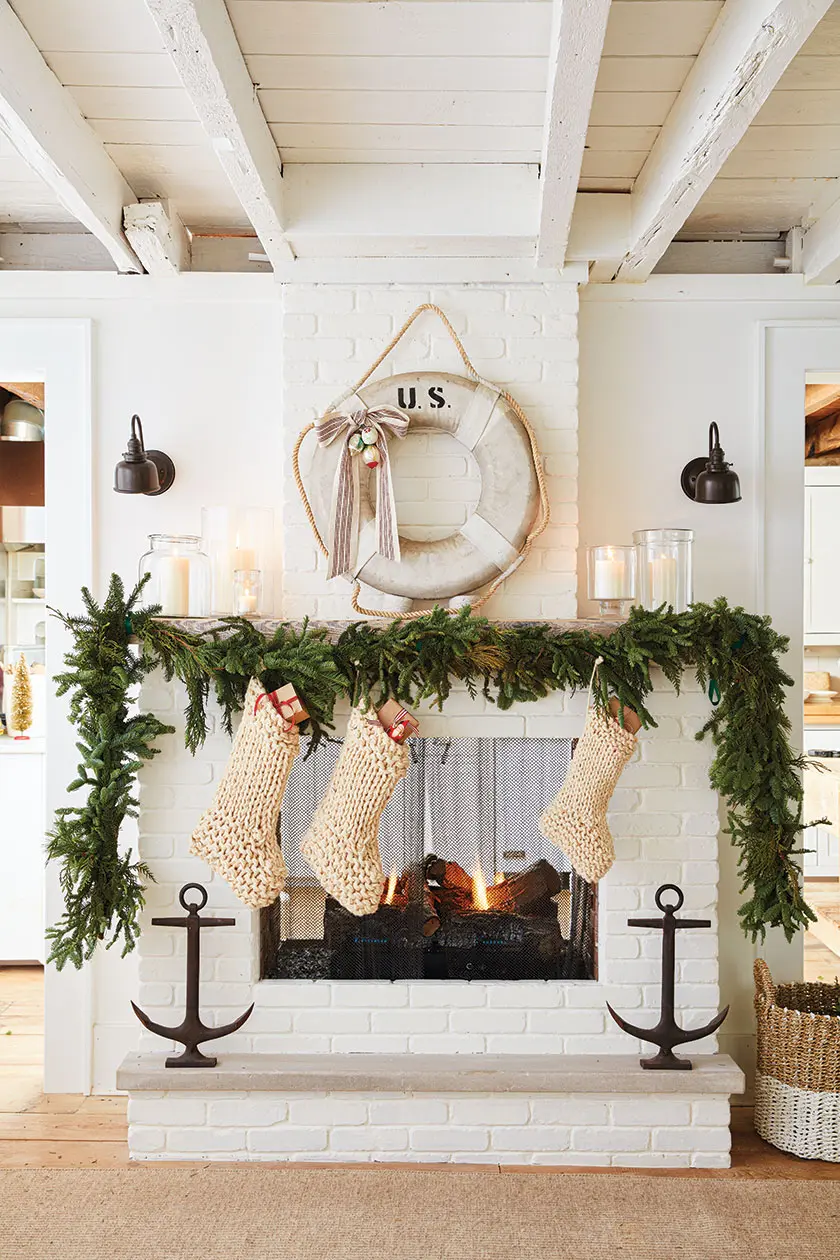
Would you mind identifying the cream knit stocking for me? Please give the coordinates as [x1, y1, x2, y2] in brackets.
[300, 705, 410, 916]
[190, 678, 299, 908]
[539, 677, 637, 883]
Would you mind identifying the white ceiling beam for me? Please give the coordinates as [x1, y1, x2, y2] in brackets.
[802, 193, 840, 285]
[124, 199, 191, 275]
[614, 0, 834, 282]
[0, 1, 142, 273]
[537, 0, 612, 268]
[145, 0, 293, 266]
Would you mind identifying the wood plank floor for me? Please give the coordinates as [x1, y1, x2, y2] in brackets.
[1, 965, 839, 1176]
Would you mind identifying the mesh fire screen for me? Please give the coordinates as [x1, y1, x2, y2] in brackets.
[261, 737, 596, 982]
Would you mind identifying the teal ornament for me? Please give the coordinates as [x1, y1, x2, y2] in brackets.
[347, 432, 366, 454]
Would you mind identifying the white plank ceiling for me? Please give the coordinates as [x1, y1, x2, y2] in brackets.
[2, 0, 840, 265]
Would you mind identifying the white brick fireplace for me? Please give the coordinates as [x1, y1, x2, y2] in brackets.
[122, 280, 743, 1165]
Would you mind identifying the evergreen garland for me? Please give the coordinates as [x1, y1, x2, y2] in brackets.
[47, 577, 814, 968]
[46, 577, 174, 969]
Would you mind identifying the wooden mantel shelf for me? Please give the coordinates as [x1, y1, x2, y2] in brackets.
[118, 1052, 744, 1096]
[152, 617, 624, 642]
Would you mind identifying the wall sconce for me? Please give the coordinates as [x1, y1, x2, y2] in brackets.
[680, 423, 741, 504]
[114, 414, 175, 496]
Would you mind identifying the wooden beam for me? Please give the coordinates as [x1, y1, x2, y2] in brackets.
[0, 2, 141, 273]
[802, 191, 840, 285]
[124, 200, 191, 275]
[805, 382, 840, 417]
[537, 0, 612, 267]
[615, 0, 834, 282]
[144, 0, 293, 266]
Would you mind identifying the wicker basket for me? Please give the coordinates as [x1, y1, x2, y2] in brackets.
[754, 958, 840, 1161]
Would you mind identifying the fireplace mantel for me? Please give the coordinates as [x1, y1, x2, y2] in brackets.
[152, 617, 624, 640]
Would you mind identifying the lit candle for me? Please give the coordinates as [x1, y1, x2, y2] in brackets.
[236, 593, 258, 615]
[593, 548, 626, 600]
[158, 556, 190, 616]
[649, 555, 677, 608]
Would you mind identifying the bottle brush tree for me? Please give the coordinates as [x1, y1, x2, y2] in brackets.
[11, 653, 33, 736]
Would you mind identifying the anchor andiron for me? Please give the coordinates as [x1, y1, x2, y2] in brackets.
[606, 883, 729, 1070]
[131, 882, 253, 1068]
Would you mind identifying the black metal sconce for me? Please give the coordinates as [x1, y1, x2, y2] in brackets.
[680, 423, 741, 504]
[114, 414, 175, 496]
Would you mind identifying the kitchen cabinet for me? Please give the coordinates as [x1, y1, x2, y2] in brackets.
[805, 474, 840, 644]
[0, 742, 45, 962]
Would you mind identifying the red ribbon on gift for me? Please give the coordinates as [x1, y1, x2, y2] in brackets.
[386, 707, 410, 742]
[254, 689, 298, 732]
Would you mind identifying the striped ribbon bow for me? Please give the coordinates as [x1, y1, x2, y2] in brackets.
[316, 403, 410, 580]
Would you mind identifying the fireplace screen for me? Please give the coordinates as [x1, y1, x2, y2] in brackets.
[261, 737, 596, 982]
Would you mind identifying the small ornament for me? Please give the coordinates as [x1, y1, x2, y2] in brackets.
[131, 883, 254, 1067]
[347, 432, 365, 454]
[360, 426, 378, 446]
[363, 444, 381, 469]
[606, 883, 729, 1070]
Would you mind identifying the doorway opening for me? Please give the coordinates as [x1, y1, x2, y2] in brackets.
[802, 374, 840, 984]
[0, 381, 45, 1112]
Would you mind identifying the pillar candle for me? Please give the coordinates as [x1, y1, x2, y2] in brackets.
[594, 552, 626, 600]
[649, 556, 677, 608]
[158, 556, 190, 616]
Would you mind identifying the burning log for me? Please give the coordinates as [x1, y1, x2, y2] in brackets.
[487, 859, 564, 917]
[422, 883, 441, 936]
[425, 855, 564, 919]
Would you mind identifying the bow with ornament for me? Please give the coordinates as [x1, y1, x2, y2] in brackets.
[316, 400, 410, 580]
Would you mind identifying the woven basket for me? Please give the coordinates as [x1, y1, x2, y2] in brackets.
[754, 958, 840, 1161]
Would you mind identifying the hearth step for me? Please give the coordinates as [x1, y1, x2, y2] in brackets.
[118, 1053, 744, 1169]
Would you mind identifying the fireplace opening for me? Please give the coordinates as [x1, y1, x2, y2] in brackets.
[261, 737, 596, 982]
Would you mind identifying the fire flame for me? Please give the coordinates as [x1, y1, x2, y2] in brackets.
[495, 872, 505, 885]
[384, 869, 398, 905]
[472, 863, 490, 911]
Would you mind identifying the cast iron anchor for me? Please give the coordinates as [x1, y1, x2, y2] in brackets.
[606, 883, 729, 1070]
[131, 882, 254, 1068]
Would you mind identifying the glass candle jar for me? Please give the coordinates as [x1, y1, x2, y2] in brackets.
[587, 545, 636, 617]
[633, 528, 693, 613]
[233, 568, 262, 617]
[139, 534, 211, 617]
[201, 506, 275, 615]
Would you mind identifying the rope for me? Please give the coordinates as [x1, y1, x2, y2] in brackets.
[291, 303, 551, 620]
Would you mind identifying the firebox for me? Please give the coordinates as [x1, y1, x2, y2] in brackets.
[261, 737, 596, 982]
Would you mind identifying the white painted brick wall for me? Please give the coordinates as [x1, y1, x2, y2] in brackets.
[126, 1090, 732, 1168]
[280, 283, 579, 621]
[129, 279, 729, 1163]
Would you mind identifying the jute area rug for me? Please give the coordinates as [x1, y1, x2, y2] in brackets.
[0, 1166, 836, 1260]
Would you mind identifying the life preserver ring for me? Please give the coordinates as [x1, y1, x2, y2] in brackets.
[299, 371, 540, 602]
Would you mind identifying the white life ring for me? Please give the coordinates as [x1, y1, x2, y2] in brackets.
[299, 371, 540, 602]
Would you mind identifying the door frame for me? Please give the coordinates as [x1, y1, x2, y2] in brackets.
[0, 320, 93, 1093]
[759, 320, 840, 982]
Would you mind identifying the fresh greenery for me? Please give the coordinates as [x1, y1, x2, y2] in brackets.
[46, 578, 174, 970]
[47, 576, 813, 968]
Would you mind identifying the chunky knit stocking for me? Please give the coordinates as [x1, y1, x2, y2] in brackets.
[539, 696, 637, 883]
[301, 705, 410, 916]
[190, 678, 299, 908]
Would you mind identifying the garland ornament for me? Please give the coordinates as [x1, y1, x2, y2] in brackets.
[316, 400, 410, 579]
